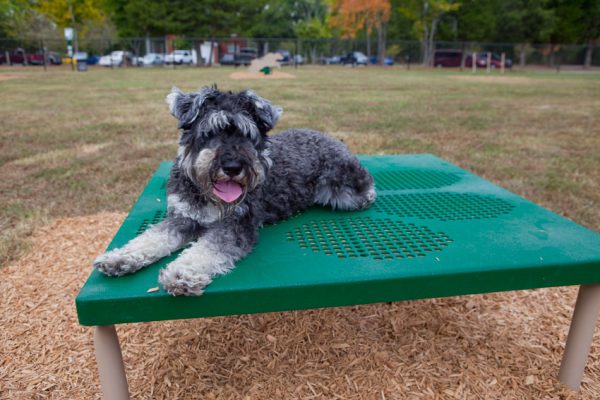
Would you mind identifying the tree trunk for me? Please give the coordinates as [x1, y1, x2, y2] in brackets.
[366, 22, 372, 59]
[421, 8, 429, 66]
[519, 44, 526, 68]
[584, 39, 593, 69]
[427, 18, 439, 67]
[377, 23, 387, 65]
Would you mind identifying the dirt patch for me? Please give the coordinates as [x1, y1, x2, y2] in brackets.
[229, 71, 296, 80]
[1, 212, 598, 399]
[0, 74, 22, 81]
[450, 75, 535, 84]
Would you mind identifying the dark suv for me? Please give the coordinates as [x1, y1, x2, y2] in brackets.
[234, 48, 257, 66]
[433, 50, 462, 67]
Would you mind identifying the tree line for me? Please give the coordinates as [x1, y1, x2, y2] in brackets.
[0, 0, 598, 66]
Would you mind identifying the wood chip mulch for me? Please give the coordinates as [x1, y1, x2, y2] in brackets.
[1, 213, 598, 399]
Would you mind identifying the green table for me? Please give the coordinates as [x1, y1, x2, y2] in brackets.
[76, 155, 600, 399]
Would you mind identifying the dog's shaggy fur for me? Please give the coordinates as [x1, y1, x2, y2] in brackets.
[94, 86, 376, 295]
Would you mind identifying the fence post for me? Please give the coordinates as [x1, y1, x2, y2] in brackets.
[486, 52, 491, 73]
[172, 39, 176, 70]
[295, 39, 299, 69]
[500, 52, 505, 74]
[472, 52, 476, 73]
[6, 51, 10, 66]
[41, 39, 47, 71]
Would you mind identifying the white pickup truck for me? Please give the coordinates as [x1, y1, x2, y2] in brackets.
[164, 50, 195, 65]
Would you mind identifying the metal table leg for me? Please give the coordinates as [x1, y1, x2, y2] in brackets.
[558, 284, 600, 390]
[94, 325, 130, 400]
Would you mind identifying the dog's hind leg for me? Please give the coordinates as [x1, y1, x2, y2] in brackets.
[94, 217, 200, 276]
[158, 219, 257, 296]
[314, 157, 376, 211]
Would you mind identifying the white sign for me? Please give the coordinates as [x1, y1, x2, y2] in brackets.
[64, 27, 74, 41]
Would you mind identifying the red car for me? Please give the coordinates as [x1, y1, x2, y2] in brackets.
[0, 48, 46, 65]
[465, 52, 513, 69]
[433, 50, 512, 69]
[433, 50, 463, 67]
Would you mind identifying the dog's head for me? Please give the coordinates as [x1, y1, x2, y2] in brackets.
[166, 86, 281, 205]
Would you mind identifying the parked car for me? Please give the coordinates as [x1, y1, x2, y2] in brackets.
[320, 55, 341, 65]
[433, 50, 463, 67]
[137, 53, 164, 66]
[293, 54, 304, 65]
[465, 52, 513, 69]
[47, 52, 62, 65]
[219, 53, 236, 65]
[369, 55, 395, 65]
[341, 51, 368, 66]
[86, 55, 100, 65]
[99, 51, 132, 67]
[63, 52, 98, 65]
[165, 50, 194, 65]
[276, 50, 291, 65]
[234, 48, 257, 66]
[275, 50, 303, 66]
[0, 48, 45, 65]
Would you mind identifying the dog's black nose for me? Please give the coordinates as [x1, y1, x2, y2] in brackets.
[222, 160, 243, 177]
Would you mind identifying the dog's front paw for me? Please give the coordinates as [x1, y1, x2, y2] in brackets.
[158, 265, 211, 296]
[94, 251, 138, 277]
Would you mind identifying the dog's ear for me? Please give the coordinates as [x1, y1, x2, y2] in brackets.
[244, 90, 283, 134]
[166, 86, 216, 130]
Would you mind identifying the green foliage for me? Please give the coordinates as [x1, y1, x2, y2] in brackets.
[439, 0, 496, 41]
[246, 1, 296, 38]
[296, 16, 331, 39]
[493, 0, 555, 43]
[1, 0, 597, 46]
[0, 0, 55, 38]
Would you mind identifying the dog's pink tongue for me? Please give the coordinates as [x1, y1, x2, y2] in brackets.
[213, 181, 243, 203]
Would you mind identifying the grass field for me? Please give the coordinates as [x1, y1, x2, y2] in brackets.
[1, 65, 600, 398]
[1, 65, 599, 266]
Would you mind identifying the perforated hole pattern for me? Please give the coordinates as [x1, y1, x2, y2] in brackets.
[287, 217, 452, 260]
[136, 210, 167, 235]
[373, 170, 460, 190]
[373, 192, 514, 221]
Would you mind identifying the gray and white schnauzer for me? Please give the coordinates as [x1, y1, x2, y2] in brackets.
[94, 86, 376, 295]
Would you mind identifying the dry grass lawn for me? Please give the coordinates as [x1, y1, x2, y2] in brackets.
[0, 65, 599, 399]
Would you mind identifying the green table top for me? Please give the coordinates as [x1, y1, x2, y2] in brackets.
[76, 155, 600, 326]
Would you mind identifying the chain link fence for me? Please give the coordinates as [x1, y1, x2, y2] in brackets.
[1, 36, 598, 69]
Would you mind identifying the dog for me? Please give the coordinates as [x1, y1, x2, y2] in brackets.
[94, 86, 376, 295]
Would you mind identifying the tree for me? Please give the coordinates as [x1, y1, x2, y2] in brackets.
[331, 0, 391, 64]
[36, 0, 107, 52]
[292, 0, 330, 63]
[548, 0, 599, 68]
[438, 0, 495, 42]
[580, 0, 600, 68]
[399, 0, 460, 66]
[490, 0, 554, 66]
[246, 2, 297, 38]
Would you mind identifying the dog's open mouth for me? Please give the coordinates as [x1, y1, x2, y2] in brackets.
[212, 180, 243, 203]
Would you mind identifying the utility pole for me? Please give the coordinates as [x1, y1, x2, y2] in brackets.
[67, 0, 79, 53]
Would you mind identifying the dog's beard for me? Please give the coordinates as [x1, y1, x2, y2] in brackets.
[179, 146, 269, 209]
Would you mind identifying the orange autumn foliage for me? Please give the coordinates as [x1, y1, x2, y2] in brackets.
[331, 0, 391, 39]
